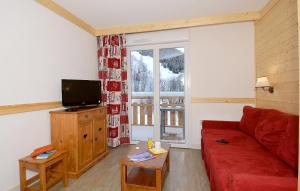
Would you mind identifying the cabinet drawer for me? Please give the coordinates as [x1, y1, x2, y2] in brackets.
[78, 112, 93, 122]
[93, 108, 106, 118]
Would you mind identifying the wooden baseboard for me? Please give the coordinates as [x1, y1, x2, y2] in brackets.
[0, 101, 62, 116]
[191, 97, 256, 104]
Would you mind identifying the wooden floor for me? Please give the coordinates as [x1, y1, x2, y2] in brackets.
[50, 145, 210, 191]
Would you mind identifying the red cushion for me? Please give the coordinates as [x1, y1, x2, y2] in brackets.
[239, 106, 262, 136]
[254, 110, 289, 154]
[277, 115, 299, 170]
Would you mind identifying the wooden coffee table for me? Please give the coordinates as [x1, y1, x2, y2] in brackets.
[120, 142, 170, 191]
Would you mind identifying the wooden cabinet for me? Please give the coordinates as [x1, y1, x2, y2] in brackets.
[50, 107, 108, 178]
[93, 115, 106, 157]
[78, 121, 93, 168]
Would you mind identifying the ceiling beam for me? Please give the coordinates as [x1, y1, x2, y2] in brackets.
[260, 0, 280, 18]
[35, 0, 266, 36]
[95, 12, 261, 35]
[35, 0, 96, 35]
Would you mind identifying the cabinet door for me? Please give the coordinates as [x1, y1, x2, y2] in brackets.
[93, 116, 106, 157]
[78, 121, 93, 169]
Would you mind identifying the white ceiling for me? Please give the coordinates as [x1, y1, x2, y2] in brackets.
[54, 0, 269, 28]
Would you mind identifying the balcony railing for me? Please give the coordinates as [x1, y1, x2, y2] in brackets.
[131, 96, 184, 128]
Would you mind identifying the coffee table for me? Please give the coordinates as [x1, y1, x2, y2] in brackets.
[120, 141, 171, 191]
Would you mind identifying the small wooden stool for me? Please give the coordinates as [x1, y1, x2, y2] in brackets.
[19, 150, 68, 191]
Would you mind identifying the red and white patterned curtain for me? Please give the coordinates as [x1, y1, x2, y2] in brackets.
[97, 34, 129, 148]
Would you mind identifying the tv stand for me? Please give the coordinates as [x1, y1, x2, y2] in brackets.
[64, 105, 98, 112]
[50, 106, 108, 178]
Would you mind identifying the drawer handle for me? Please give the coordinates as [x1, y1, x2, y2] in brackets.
[83, 134, 87, 139]
[85, 114, 88, 118]
[99, 128, 102, 131]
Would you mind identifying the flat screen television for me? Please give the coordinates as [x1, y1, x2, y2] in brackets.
[62, 79, 101, 109]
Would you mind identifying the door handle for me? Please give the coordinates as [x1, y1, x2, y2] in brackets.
[99, 128, 102, 131]
[83, 134, 87, 139]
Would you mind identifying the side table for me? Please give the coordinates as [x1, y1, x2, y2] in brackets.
[19, 150, 68, 191]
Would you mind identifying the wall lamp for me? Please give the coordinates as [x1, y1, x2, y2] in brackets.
[255, 77, 274, 93]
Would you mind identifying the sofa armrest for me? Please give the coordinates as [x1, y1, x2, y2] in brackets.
[202, 120, 240, 130]
[230, 174, 297, 191]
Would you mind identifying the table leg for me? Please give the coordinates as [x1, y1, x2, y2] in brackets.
[166, 152, 170, 172]
[62, 154, 68, 187]
[19, 161, 26, 191]
[156, 169, 162, 191]
[39, 165, 47, 191]
[121, 164, 127, 191]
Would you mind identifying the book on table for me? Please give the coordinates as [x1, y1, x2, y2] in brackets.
[31, 144, 55, 157]
[36, 150, 56, 159]
[128, 151, 156, 162]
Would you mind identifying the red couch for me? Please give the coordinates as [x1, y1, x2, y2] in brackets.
[201, 106, 298, 191]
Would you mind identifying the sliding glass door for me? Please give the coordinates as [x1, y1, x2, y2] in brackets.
[130, 49, 155, 141]
[129, 44, 187, 144]
[159, 47, 185, 141]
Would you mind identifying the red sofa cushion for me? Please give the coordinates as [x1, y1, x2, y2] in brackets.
[254, 110, 289, 154]
[202, 127, 296, 191]
[277, 115, 299, 170]
[239, 106, 262, 136]
[202, 120, 240, 130]
[230, 174, 297, 191]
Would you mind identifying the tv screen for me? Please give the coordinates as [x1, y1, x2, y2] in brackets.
[62, 79, 101, 107]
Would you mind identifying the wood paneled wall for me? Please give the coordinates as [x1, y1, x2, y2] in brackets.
[255, 0, 299, 115]
[297, 0, 300, 186]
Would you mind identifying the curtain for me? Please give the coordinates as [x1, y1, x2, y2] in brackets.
[97, 34, 129, 148]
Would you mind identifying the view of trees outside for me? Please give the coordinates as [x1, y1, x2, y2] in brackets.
[130, 48, 184, 94]
[160, 48, 184, 92]
[131, 50, 154, 93]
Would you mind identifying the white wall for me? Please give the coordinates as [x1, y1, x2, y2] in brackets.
[189, 22, 255, 148]
[127, 22, 255, 149]
[0, 1, 97, 190]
